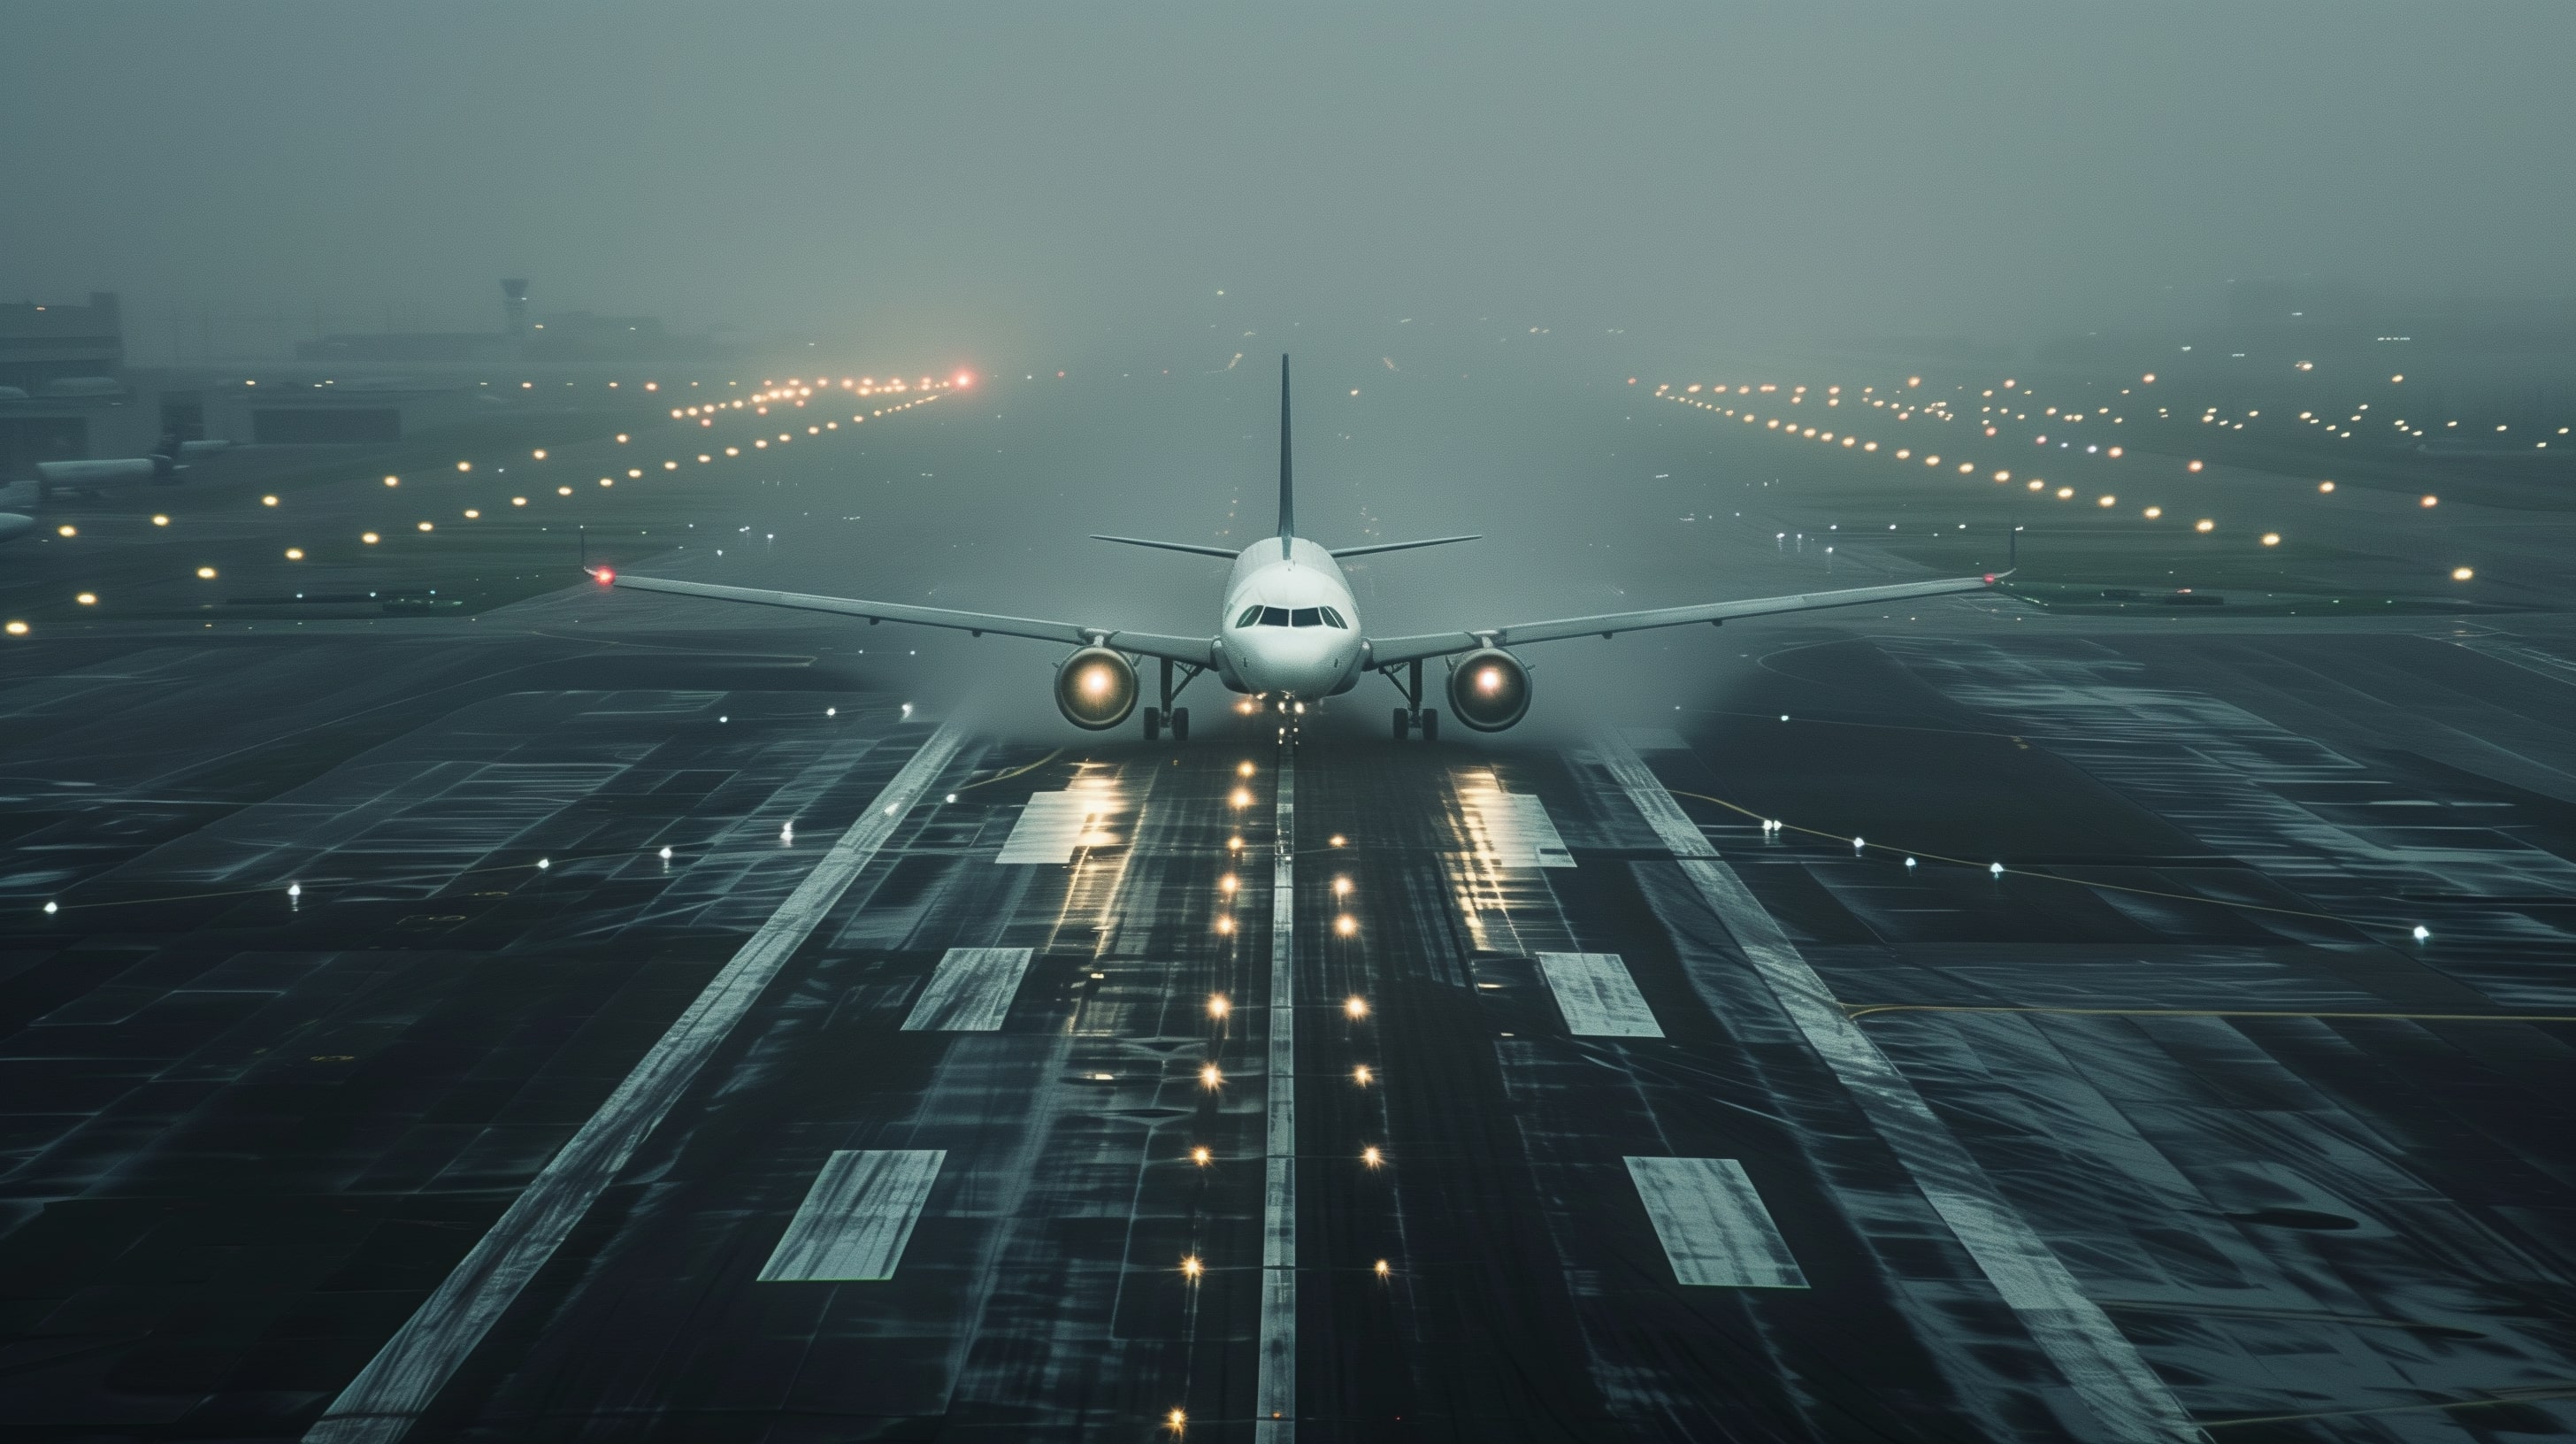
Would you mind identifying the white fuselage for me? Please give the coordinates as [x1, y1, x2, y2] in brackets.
[1215, 536, 1366, 698]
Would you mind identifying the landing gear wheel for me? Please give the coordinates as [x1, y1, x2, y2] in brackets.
[1420, 710, 1439, 742]
[1143, 709, 1162, 741]
[1392, 707, 1411, 741]
[1170, 708, 1189, 741]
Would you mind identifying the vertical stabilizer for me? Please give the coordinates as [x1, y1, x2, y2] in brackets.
[1277, 355, 1294, 557]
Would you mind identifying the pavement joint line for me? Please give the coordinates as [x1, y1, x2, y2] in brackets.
[1254, 749, 1296, 1441]
[303, 715, 973, 1444]
[1591, 729, 2208, 1444]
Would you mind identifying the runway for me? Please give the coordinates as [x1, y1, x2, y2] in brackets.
[4, 366, 2575, 1441]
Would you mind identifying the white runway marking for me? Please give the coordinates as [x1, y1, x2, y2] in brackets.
[901, 947, 1035, 1031]
[1460, 784, 1576, 867]
[1535, 951, 1663, 1037]
[303, 718, 970, 1444]
[993, 784, 1122, 863]
[1592, 730, 2203, 1444]
[1624, 1156, 1807, 1287]
[1255, 755, 1297, 1441]
[758, 1149, 946, 1281]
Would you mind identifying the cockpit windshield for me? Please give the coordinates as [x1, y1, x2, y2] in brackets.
[1233, 604, 1348, 628]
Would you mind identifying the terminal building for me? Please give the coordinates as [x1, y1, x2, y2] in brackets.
[0, 292, 146, 476]
[2, 280, 722, 479]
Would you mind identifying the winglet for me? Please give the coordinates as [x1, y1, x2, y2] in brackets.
[1277, 354, 1294, 558]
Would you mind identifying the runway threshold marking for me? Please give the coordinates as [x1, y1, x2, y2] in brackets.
[1534, 952, 1664, 1037]
[304, 717, 971, 1444]
[1457, 780, 1576, 867]
[994, 783, 1123, 863]
[1623, 1157, 1807, 1287]
[1254, 752, 1297, 1441]
[757, 1149, 947, 1281]
[1591, 730, 2204, 1444]
[901, 947, 1037, 1031]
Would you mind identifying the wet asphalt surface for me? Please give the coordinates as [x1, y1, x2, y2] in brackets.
[3, 362, 2574, 1442]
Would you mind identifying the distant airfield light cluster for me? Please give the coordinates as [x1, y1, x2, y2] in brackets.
[15, 367, 964, 629]
[1652, 349, 2513, 585]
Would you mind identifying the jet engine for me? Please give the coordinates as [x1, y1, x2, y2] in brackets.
[1445, 648, 1532, 731]
[1055, 646, 1140, 730]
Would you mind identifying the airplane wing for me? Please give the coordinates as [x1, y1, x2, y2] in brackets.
[1364, 572, 2007, 669]
[604, 572, 1216, 665]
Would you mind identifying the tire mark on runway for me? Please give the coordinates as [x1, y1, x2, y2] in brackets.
[1592, 729, 2208, 1444]
[1255, 750, 1297, 1440]
[303, 715, 970, 1444]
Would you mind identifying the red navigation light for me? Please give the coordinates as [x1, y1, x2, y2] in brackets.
[1982, 573, 1997, 583]
[953, 370, 974, 388]
[595, 567, 616, 585]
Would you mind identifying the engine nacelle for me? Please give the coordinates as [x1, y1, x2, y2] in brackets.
[1054, 646, 1139, 730]
[1445, 648, 1532, 732]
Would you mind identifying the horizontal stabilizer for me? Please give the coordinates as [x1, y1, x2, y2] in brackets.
[1091, 534, 1240, 559]
[1330, 534, 1481, 559]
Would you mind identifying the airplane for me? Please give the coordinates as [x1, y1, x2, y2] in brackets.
[34, 435, 228, 500]
[598, 357, 2009, 741]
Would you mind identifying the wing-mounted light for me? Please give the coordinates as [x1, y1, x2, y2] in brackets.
[1445, 648, 1532, 732]
[1055, 646, 1140, 730]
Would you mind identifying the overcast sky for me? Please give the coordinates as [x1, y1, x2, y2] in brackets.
[6, 3, 2571, 365]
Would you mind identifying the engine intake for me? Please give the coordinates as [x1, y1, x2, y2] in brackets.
[1055, 646, 1139, 730]
[1445, 648, 1531, 731]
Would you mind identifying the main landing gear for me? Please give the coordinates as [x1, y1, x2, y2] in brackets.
[1143, 657, 1199, 741]
[1384, 658, 1438, 741]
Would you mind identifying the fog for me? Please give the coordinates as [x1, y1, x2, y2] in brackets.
[8, 3, 2575, 370]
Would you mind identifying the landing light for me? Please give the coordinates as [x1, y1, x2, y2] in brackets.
[1345, 995, 1368, 1018]
[1200, 1064, 1223, 1087]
